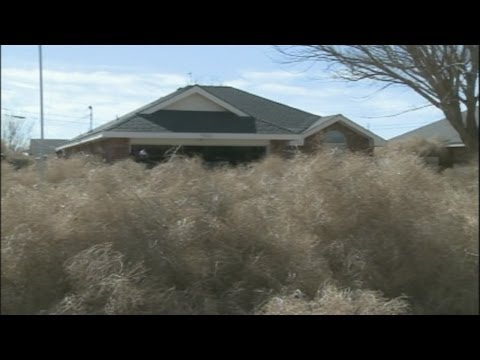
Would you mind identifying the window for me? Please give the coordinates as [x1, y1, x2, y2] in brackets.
[324, 130, 347, 150]
[325, 130, 346, 144]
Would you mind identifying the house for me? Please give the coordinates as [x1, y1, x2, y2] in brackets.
[55, 85, 386, 164]
[29, 139, 68, 158]
[390, 108, 478, 166]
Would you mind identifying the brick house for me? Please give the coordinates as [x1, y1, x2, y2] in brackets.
[56, 85, 386, 164]
[390, 108, 478, 166]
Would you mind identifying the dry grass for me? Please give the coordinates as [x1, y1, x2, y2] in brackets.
[1, 148, 478, 315]
[256, 285, 410, 315]
[51, 243, 147, 315]
[384, 135, 445, 157]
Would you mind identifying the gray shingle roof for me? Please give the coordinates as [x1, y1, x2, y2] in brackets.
[57, 85, 394, 152]
[390, 109, 479, 145]
[113, 111, 293, 134]
[60, 85, 336, 147]
[68, 86, 191, 142]
[200, 86, 320, 133]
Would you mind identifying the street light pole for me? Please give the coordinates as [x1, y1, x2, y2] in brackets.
[89, 106, 93, 131]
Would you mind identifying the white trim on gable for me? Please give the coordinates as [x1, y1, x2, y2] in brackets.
[141, 86, 249, 117]
[303, 115, 386, 146]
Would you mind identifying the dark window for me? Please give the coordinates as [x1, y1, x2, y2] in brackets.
[325, 130, 347, 144]
[130, 145, 266, 166]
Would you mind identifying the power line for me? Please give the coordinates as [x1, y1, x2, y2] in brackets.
[370, 124, 431, 130]
[2, 113, 91, 125]
[359, 104, 435, 119]
[41, 118, 90, 125]
[1, 109, 90, 124]
[370, 122, 431, 129]
[43, 123, 88, 128]
[2, 115, 89, 125]
[1, 107, 90, 120]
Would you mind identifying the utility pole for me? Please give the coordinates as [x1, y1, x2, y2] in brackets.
[39, 46, 44, 142]
[88, 106, 93, 131]
[38, 45, 46, 179]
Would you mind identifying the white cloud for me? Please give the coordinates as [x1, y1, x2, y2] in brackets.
[241, 70, 303, 82]
[257, 83, 309, 96]
[2, 68, 185, 87]
[223, 70, 306, 93]
[1, 65, 446, 141]
[223, 79, 250, 88]
[1, 67, 189, 139]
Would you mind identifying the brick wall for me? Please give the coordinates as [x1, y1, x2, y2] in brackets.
[450, 147, 472, 163]
[269, 140, 289, 156]
[438, 146, 473, 167]
[303, 122, 373, 154]
[102, 138, 130, 162]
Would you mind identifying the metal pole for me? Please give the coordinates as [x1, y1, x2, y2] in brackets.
[38, 45, 45, 179]
[39, 45, 44, 141]
[89, 106, 93, 131]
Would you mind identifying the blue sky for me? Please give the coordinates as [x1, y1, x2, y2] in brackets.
[1, 45, 445, 141]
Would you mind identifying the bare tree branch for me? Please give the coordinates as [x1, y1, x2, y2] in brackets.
[276, 45, 479, 153]
[1, 114, 33, 152]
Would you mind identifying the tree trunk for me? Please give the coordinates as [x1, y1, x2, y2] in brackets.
[442, 105, 479, 159]
[463, 132, 479, 161]
[464, 107, 479, 159]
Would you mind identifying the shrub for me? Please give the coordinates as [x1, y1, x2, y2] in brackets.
[1, 151, 478, 314]
[256, 285, 410, 315]
[51, 243, 147, 315]
[383, 136, 445, 157]
[5, 153, 33, 170]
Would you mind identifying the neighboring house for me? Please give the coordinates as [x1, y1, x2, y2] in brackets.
[56, 85, 386, 164]
[390, 108, 478, 166]
[29, 139, 68, 158]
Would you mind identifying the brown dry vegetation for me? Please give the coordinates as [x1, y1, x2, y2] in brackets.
[1, 139, 33, 170]
[381, 136, 445, 158]
[1, 147, 478, 315]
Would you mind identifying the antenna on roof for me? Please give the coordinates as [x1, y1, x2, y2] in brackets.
[187, 72, 194, 85]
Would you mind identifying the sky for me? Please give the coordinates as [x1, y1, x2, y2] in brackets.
[1, 45, 446, 141]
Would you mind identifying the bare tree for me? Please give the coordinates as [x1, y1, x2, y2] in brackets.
[1, 114, 33, 153]
[276, 45, 479, 154]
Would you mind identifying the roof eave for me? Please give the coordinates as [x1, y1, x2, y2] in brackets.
[55, 133, 105, 151]
[302, 114, 387, 146]
[56, 131, 302, 151]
